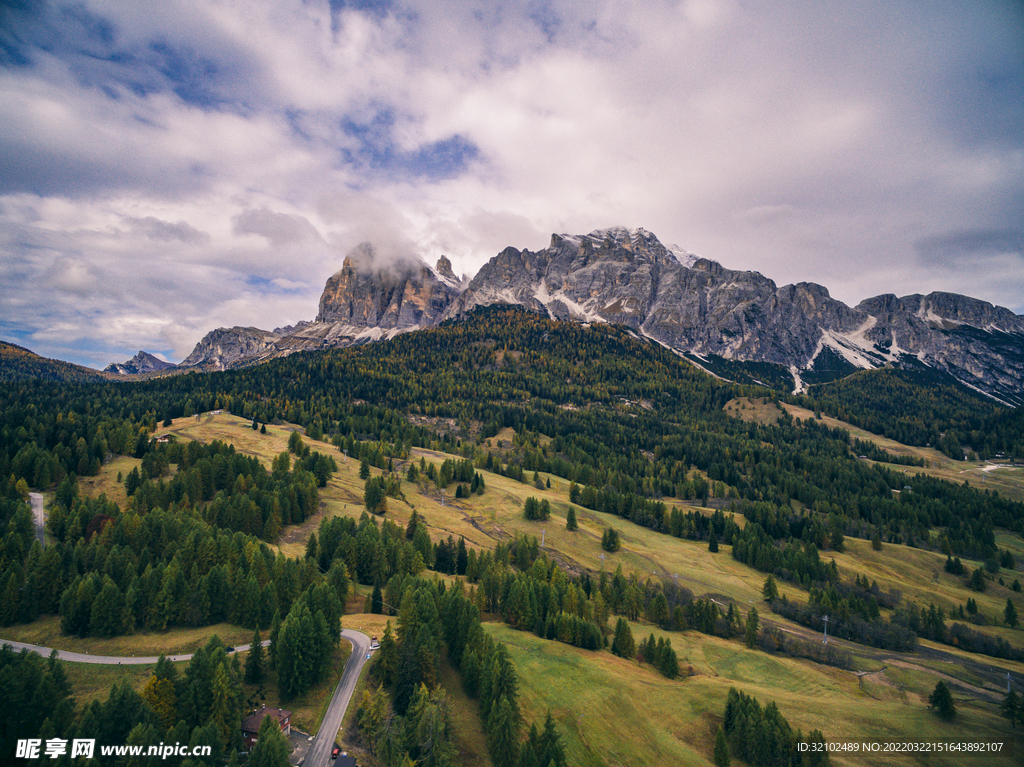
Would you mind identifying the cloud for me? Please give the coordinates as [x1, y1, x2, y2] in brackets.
[1, 0, 1022, 367]
[233, 208, 324, 247]
[126, 216, 210, 244]
[916, 229, 1024, 265]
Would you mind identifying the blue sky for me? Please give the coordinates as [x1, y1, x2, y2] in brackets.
[1, 0, 1022, 367]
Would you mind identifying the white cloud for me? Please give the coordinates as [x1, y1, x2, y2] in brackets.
[0, 0, 1021, 367]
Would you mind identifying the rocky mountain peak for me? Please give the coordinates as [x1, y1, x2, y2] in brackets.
[435, 255, 457, 283]
[316, 244, 460, 329]
[103, 350, 175, 375]
[174, 225, 1023, 404]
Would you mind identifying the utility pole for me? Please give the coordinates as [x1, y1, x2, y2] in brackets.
[823, 615, 829, 644]
[1008, 672, 1013, 693]
[541, 529, 545, 547]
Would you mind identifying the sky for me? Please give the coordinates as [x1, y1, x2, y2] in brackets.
[1, 0, 1022, 368]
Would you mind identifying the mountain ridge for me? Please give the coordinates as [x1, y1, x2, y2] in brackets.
[103, 350, 176, 375]
[32, 226, 1024, 403]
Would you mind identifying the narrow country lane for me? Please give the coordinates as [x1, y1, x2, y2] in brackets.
[1, 629, 372, 765]
[305, 629, 371, 766]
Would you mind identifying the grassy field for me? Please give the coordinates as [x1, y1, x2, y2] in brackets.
[62, 660, 170, 712]
[724, 396, 1024, 503]
[0, 615, 254, 657]
[487, 622, 1019, 767]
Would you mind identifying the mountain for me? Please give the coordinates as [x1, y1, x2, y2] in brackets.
[177, 247, 463, 372]
[0, 340, 108, 383]
[177, 226, 1024, 403]
[103, 350, 176, 375]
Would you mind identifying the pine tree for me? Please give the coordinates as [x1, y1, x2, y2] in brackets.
[929, 681, 956, 720]
[245, 628, 264, 684]
[1001, 689, 1019, 728]
[714, 725, 730, 766]
[248, 714, 290, 767]
[305, 531, 318, 561]
[762, 574, 778, 603]
[969, 567, 986, 592]
[537, 711, 567, 767]
[487, 696, 521, 767]
[708, 533, 719, 553]
[744, 607, 759, 648]
[268, 610, 282, 669]
[565, 506, 578, 531]
[372, 583, 384, 614]
[1006, 598, 1019, 628]
[378, 620, 398, 686]
[611, 618, 635, 659]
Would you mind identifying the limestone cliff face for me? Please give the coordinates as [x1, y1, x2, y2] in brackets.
[444, 228, 864, 366]
[179, 327, 281, 371]
[316, 244, 459, 330]
[176, 228, 1024, 402]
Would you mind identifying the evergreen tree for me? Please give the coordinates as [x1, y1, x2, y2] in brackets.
[378, 620, 398, 686]
[1001, 690, 1019, 728]
[537, 711, 567, 767]
[762, 574, 778, 603]
[714, 725, 730, 767]
[929, 681, 956, 720]
[708, 533, 719, 553]
[744, 607, 759, 649]
[969, 567, 986, 592]
[487, 696, 520, 767]
[268, 610, 282, 669]
[611, 618, 635, 659]
[372, 583, 384, 614]
[248, 714, 290, 767]
[565, 506, 578, 531]
[1006, 598, 1019, 628]
[245, 628, 265, 684]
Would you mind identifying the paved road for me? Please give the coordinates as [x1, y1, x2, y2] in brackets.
[29, 492, 45, 546]
[1, 629, 372, 766]
[305, 629, 371, 766]
[0, 639, 269, 665]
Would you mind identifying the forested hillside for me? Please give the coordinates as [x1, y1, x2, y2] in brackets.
[2, 305, 1023, 765]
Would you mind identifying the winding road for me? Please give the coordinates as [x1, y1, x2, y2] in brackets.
[0, 629, 372, 765]
[307, 629, 371, 766]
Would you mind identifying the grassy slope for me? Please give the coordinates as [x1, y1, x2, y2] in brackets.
[725, 396, 1024, 503]
[65, 411, 1024, 766]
